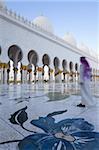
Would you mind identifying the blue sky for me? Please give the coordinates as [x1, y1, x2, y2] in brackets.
[5, 0, 99, 53]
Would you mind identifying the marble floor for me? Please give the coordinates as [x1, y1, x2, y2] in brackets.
[0, 82, 99, 150]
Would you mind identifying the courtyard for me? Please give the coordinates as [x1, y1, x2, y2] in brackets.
[0, 81, 99, 150]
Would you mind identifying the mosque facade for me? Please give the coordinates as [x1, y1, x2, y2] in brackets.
[0, 1, 99, 83]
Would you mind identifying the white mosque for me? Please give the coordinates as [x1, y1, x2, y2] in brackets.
[0, 0, 99, 83]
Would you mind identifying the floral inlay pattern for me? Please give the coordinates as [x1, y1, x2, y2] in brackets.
[0, 106, 99, 150]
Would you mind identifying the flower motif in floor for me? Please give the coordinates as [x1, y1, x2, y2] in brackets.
[18, 110, 99, 150]
[0, 107, 99, 150]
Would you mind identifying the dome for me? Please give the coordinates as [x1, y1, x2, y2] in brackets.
[78, 43, 90, 54]
[33, 16, 54, 33]
[0, 0, 5, 8]
[63, 32, 77, 47]
[89, 48, 94, 56]
[90, 49, 98, 59]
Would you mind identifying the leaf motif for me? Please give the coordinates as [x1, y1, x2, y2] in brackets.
[9, 106, 28, 125]
[9, 111, 20, 125]
[47, 109, 67, 117]
[17, 108, 28, 126]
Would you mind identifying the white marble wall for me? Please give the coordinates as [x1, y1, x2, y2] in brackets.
[0, 7, 98, 71]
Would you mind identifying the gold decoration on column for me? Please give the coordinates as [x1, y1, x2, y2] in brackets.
[37, 67, 43, 72]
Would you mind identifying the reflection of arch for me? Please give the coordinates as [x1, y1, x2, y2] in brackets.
[53, 57, 60, 68]
[28, 50, 38, 65]
[62, 59, 67, 70]
[69, 61, 73, 71]
[42, 54, 50, 66]
[75, 63, 78, 71]
[8, 45, 23, 63]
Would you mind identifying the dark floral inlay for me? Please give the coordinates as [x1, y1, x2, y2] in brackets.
[9, 106, 28, 126]
[0, 107, 99, 150]
[18, 110, 99, 150]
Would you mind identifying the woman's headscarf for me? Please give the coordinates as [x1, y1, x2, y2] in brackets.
[80, 57, 91, 79]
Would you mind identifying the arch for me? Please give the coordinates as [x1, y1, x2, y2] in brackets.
[62, 59, 67, 70]
[69, 61, 73, 71]
[53, 57, 60, 68]
[8, 45, 23, 83]
[42, 53, 50, 66]
[28, 50, 38, 65]
[8, 45, 23, 63]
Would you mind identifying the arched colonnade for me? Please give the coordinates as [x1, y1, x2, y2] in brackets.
[0, 44, 98, 84]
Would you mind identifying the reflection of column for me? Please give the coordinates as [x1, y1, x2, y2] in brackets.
[93, 74, 95, 82]
[54, 68, 61, 83]
[66, 71, 69, 83]
[63, 73, 65, 81]
[75, 71, 77, 82]
[7, 61, 10, 84]
[1, 67, 3, 83]
[20, 69, 23, 83]
[42, 66, 44, 81]
[37, 67, 42, 82]
[62, 72, 65, 82]
[49, 69, 53, 82]
[28, 70, 32, 83]
[27, 64, 32, 83]
[3, 67, 5, 84]
[13, 67, 18, 84]
[73, 72, 76, 82]
[34, 65, 37, 82]
[93, 72, 95, 82]
[96, 71, 98, 82]
[98, 71, 99, 81]
[7, 69, 10, 84]
[77, 72, 80, 82]
[0, 63, 2, 83]
[69, 71, 73, 82]
[22, 66, 27, 83]
[20, 63, 23, 83]
[0, 68, 1, 83]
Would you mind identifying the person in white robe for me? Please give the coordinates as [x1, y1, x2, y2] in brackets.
[77, 57, 95, 107]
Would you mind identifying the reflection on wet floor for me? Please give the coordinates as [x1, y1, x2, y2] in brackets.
[0, 82, 99, 101]
[47, 92, 70, 101]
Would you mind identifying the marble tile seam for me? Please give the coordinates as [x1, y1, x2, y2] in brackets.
[0, 117, 25, 138]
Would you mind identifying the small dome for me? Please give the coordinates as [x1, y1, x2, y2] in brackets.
[0, 0, 5, 8]
[33, 16, 54, 33]
[90, 48, 94, 56]
[63, 32, 77, 47]
[90, 49, 98, 59]
[78, 43, 90, 54]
